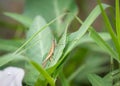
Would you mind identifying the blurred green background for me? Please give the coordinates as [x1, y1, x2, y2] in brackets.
[0, 0, 115, 86]
[0, 0, 114, 39]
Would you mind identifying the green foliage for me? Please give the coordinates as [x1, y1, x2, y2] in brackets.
[0, 0, 119, 86]
[87, 0, 120, 86]
[116, 0, 120, 45]
[30, 61, 55, 86]
[4, 12, 32, 27]
[0, 54, 25, 67]
[26, 16, 53, 64]
[97, 0, 120, 58]
[65, 4, 109, 57]
[88, 74, 112, 86]
[0, 39, 23, 52]
[24, 0, 78, 37]
[89, 28, 118, 61]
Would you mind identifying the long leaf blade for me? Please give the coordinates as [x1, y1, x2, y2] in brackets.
[0, 54, 25, 67]
[88, 74, 111, 86]
[116, 0, 120, 45]
[89, 28, 119, 62]
[30, 61, 55, 86]
[4, 12, 32, 27]
[57, 4, 109, 68]
[48, 4, 110, 74]
[66, 4, 109, 56]
[97, 0, 120, 59]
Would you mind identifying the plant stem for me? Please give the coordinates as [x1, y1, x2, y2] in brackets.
[110, 57, 114, 85]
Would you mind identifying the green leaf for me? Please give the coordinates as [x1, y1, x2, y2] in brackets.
[13, 14, 59, 55]
[0, 54, 25, 67]
[30, 61, 55, 86]
[26, 16, 53, 64]
[23, 16, 54, 85]
[103, 73, 112, 86]
[66, 4, 109, 55]
[97, 0, 120, 59]
[48, 24, 68, 68]
[89, 28, 119, 62]
[116, 0, 120, 45]
[78, 32, 111, 45]
[24, 0, 78, 36]
[55, 4, 109, 70]
[12, 16, 62, 85]
[4, 12, 32, 27]
[23, 63, 40, 86]
[0, 39, 23, 52]
[46, 24, 68, 76]
[59, 71, 69, 86]
[35, 77, 47, 86]
[88, 74, 111, 86]
[70, 55, 109, 83]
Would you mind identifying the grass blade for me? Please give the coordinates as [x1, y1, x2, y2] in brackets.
[13, 14, 64, 54]
[89, 28, 119, 62]
[57, 4, 109, 70]
[48, 24, 68, 68]
[0, 54, 25, 67]
[116, 0, 120, 44]
[30, 61, 55, 86]
[65, 4, 109, 57]
[0, 39, 23, 52]
[88, 74, 111, 86]
[97, 0, 120, 59]
[4, 12, 32, 27]
[59, 71, 69, 86]
[48, 4, 110, 75]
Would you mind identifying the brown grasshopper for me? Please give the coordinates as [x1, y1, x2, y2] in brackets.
[42, 40, 55, 67]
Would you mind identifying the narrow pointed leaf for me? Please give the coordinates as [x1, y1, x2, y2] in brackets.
[4, 12, 32, 27]
[88, 74, 111, 86]
[48, 24, 68, 68]
[55, 4, 110, 69]
[89, 28, 119, 62]
[30, 61, 55, 86]
[0, 54, 25, 67]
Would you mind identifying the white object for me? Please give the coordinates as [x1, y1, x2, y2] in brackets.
[0, 67, 25, 86]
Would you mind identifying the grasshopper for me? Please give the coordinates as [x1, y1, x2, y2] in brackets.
[42, 40, 55, 67]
